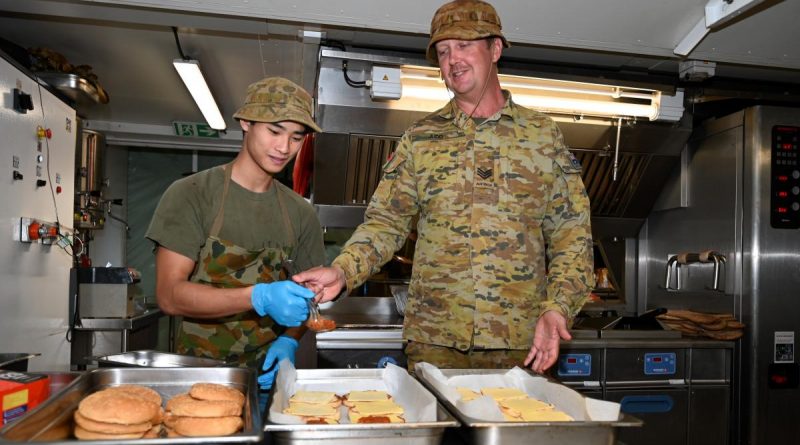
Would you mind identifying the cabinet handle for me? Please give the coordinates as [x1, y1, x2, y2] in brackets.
[620, 395, 674, 413]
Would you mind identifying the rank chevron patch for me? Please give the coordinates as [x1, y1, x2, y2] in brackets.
[476, 167, 493, 180]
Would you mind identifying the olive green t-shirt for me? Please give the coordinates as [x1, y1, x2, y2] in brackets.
[146, 165, 325, 273]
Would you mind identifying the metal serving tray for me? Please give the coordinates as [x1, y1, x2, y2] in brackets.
[417, 369, 642, 445]
[0, 367, 261, 444]
[264, 368, 459, 445]
[94, 350, 227, 368]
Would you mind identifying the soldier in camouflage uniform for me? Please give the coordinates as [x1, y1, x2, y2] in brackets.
[146, 78, 325, 398]
[295, 0, 593, 373]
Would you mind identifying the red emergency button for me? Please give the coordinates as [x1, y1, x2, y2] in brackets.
[45, 128, 52, 139]
[771, 374, 788, 385]
[56, 186, 62, 194]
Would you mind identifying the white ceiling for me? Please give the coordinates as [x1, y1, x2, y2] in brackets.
[0, 0, 798, 145]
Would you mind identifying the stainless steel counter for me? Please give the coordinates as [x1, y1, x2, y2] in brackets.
[70, 308, 165, 369]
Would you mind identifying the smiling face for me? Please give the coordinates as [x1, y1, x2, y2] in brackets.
[239, 120, 307, 175]
[435, 37, 502, 100]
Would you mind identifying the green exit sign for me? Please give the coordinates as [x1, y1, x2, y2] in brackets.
[173, 121, 220, 138]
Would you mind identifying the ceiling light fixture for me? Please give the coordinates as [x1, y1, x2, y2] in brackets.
[397, 66, 682, 122]
[172, 27, 226, 130]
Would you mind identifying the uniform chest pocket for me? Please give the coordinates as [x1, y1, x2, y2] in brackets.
[497, 154, 548, 221]
[415, 134, 467, 214]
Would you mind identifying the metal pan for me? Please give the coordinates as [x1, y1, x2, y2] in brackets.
[416, 369, 642, 445]
[93, 350, 227, 368]
[0, 367, 261, 444]
[264, 368, 459, 445]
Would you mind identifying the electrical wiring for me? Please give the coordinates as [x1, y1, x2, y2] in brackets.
[342, 60, 367, 89]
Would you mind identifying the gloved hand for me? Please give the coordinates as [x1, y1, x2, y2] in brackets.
[258, 335, 299, 390]
[250, 281, 314, 326]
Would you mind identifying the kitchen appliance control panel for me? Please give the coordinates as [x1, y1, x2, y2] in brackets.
[644, 352, 677, 375]
[558, 353, 592, 377]
[771, 125, 800, 228]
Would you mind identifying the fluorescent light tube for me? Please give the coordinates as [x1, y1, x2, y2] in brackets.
[173, 58, 226, 130]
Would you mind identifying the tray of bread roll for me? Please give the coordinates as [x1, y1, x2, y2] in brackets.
[414, 364, 642, 445]
[0, 367, 261, 444]
[264, 363, 458, 445]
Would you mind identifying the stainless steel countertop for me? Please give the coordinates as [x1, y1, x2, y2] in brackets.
[74, 307, 164, 330]
[318, 297, 735, 349]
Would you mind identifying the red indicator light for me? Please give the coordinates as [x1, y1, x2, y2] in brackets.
[777, 207, 789, 214]
[653, 357, 662, 362]
[567, 358, 577, 364]
[779, 191, 789, 198]
[778, 175, 789, 182]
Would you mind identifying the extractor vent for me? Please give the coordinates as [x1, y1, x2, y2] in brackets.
[575, 150, 651, 218]
[344, 135, 398, 205]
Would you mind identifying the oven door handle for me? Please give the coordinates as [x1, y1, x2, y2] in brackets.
[620, 395, 675, 413]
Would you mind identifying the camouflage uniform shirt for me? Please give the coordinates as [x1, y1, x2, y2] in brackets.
[333, 92, 593, 351]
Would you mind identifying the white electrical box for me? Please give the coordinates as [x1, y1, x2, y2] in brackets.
[370, 66, 402, 100]
[679, 60, 716, 81]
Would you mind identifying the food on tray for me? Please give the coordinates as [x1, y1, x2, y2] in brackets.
[348, 399, 404, 416]
[516, 409, 574, 422]
[456, 387, 481, 402]
[166, 393, 242, 417]
[480, 387, 529, 401]
[190, 382, 246, 407]
[172, 415, 244, 437]
[163, 383, 245, 437]
[290, 390, 342, 407]
[284, 390, 343, 424]
[343, 389, 392, 405]
[346, 395, 405, 423]
[283, 401, 341, 420]
[74, 384, 162, 440]
[497, 397, 554, 418]
[349, 412, 405, 423]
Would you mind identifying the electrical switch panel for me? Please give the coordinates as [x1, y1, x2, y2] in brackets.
[16, 217, 60, 245]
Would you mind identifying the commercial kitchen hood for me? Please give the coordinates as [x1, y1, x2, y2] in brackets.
[313, 48, 692, 239]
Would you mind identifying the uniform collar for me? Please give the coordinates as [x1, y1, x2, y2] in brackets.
[438, 90, 516, 128]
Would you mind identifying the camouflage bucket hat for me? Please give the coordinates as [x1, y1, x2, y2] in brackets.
[233, 77, 322, 133]
[426, 0, 510, 65]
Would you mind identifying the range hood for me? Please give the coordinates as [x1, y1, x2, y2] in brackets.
[312, 49, 692, 239]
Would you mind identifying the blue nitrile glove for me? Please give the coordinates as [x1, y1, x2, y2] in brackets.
[258, 335, 299, 390]
[250, 281, 314, 326]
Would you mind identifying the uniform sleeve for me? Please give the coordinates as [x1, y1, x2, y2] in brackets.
[539, 122, 595, 322]
[145, 180, 208, 261]
[332, 133, 419, 292]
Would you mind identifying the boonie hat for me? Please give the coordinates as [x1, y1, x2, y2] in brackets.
[233, 77, 322, 133]
[426, 0, 510, 65]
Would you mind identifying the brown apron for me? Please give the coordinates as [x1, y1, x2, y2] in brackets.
[177, 163, 296, 367]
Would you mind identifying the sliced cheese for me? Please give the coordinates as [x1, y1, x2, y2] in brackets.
[480, 387, 528, 401]
[348, 400, 404, 416]
[289, 391, 339, 405]
[456, 387, 481, 402]
[498, 397, 554, 417]
[283, 402, 341, 420]
[519, 409, 573, 422]
[345, 390, 390, 402]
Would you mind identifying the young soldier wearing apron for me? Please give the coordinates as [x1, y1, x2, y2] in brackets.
[146, 78, 325, 409]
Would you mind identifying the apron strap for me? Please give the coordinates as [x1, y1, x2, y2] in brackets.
[275, 184, 297, 249]
[209, 162, 235, 238]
